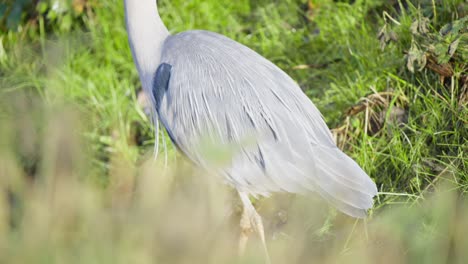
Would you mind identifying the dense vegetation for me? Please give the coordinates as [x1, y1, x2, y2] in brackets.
[1, 0, 467, 263]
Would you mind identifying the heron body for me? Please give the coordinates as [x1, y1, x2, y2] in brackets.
[124, 0, 377, 257]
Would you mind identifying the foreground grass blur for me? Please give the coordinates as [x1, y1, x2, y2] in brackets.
[1, 95, 467, 263]
[0, 0, 467, 263]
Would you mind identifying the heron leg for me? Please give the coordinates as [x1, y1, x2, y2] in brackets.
[238, 192, 271, 264]
[238, 203, 252, 256]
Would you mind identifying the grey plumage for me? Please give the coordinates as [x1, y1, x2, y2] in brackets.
[124, 0, 377, 219]
[157, 31, 377, 217]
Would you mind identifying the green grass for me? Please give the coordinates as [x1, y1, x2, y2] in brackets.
[0, 0, 467, 263]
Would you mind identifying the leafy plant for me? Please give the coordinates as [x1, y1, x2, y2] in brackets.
[0, 0, 34, 31]
[406, 15, 467, 77]
[1, 0, 90, 33]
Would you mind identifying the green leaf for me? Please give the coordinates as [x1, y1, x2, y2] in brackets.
[60, 13, 73, 32]
[450, 17, 468, 35]
[434, 42, 450, 64]
[47, 9, 58, 21]
[37, 2, 49, 15]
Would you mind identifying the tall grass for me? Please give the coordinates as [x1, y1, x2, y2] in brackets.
[1, 96, 467, 263]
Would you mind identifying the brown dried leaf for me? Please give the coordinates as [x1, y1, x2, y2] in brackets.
[340, 91, 408, 139]
[73, 0, 86, 14]
[426, 54, 454, 77]
[306, 0, 318, 21]
[410, 17, 430, 35]
[293, 64, 312, 70]
[346, 102, 367, 116]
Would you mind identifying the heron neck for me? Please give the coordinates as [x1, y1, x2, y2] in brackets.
[124, 0, 169, 86]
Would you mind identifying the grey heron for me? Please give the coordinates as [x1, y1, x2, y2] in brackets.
[124, 0, 378, 259]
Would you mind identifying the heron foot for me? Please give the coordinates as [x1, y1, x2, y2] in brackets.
[238, 192, 272, 264]
[239, 208, 252, 256]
